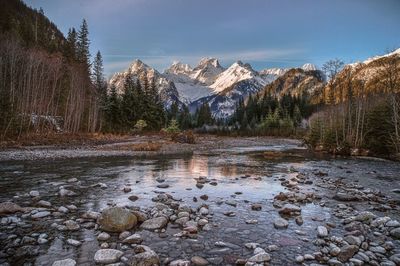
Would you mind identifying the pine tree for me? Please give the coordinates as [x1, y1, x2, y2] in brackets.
[77, 19, 90, 68]
[105, 84, 121, 132]
[92, 51, 105, 95]
[64, 27, 77, 61]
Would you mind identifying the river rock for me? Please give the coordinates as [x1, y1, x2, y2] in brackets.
[191, 256, 208, 265]
[140, 217, 168, 230]
[52, 258, 76, 266]
[170, 260, 190, 266]
[122, 233, 143, 244]
[344, 235, 361, 246]
[337, 245, 359, 262]
[94, 249, 123, 264]
[247, 252, 271, 263]
[274, 217, 289, 229]
[127, 245, 160, 266]
[278, 203, 301, 215]
[390, 228, 400, 239]
[333, 192, 360, 202]
[97, 207, 137, 232]
[0, 202, 25, 214]
[128, 195, 139, 201]
[29, 190, 40, 197]
[59, 188, 76, 197]
[66, 239, 81, 247]
[317, 226, 328, 238]
[97, 232, 110, 241]
[65, 220, 80, 231]
[32, 211, 51, 219]
[37, 200, 52, 207]
[251, 203, 262, 211]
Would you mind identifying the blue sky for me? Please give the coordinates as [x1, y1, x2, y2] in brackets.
[25, 0, 400, 77]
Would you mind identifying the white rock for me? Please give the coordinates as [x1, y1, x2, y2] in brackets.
[93, 249, 123, 264]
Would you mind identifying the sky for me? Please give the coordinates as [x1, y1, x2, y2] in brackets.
[24, 0, 400, 77]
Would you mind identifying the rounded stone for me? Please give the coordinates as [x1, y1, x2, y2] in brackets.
[97, 207, 137, 232]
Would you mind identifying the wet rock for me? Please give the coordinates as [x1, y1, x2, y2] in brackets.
[52, 258, 76, 266]
[251, 204, 262, 211]
[29, 190, 40, 197]
[327, 258, 343, 265]
[0, 202, 25, 214]
[37, 200, 52, 207]
[278, 204, 301, 216]
[274, 218, 289, 229]
[131, 211, 148, 222]
[97, 232, 110, 241]
[123, 186, 131, 193]
[122, 233, 143, 244]
[94, 249, 123, 264]
[247, 252, 271, 263]
[390, 254, 400, 265]
[200, 194, 208, 200]
[157, 183, 169, 189]
[390, 228, 400, 239]
[66, 239, 81, 247]
[140, 217, 168, 230]
[295, 255, 304, 263]
[59, 187, 76, 197]
[191, 256, 208, 265]
[333, 192, 360, 202]
[344, 235, 361, 247]
[170, 259, 190, 266]
[128, 195, 139, 201]
[15, 245, 39, 258]
[58, 206, 69, 213]
[119, 231, 131, 240]
[31, 211, 51, 219]
[65, 220, 80, 231]
[97, 207, 137, 232]
[82, 211, 101, 220]
[199, 207, 209, 216]
[337, 245, 359, 262]
[317, 226, 328, 238]
[126, 245, 159, 266]
[225, 200, 237, 207]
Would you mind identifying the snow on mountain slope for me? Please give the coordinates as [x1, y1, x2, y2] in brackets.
[189, 58, 225, 85]
[109, 59, 181, 107]
[210, 61, 267, 93]
[302, 63, 317, 71]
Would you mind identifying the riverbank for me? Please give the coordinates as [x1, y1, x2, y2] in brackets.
[0, 134, 302, 161]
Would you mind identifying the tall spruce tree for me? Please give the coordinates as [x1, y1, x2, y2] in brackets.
[77, 19, 90, 70]
[64, 27, 77, 61]
[92, 51, 105, 95]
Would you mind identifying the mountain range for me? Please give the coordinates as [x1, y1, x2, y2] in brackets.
[108, 48, 400, 118]
[108, 58, 318, 118]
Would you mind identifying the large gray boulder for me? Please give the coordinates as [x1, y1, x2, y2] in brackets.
[97, 207, 137, 232]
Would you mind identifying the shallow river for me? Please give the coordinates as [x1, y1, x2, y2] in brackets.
[0, 142, 399, 265]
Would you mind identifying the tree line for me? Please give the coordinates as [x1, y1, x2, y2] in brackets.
[306, 56, 400, 157]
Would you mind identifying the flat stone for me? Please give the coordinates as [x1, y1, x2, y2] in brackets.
[247, 252, 271, 263]
[37, 200, 52, 207]
[278, 204, 301, 215]
[0, 202, 25, 214]
[52, 258, 76, 266]
[66, 239, 81, 247]
[29, 190, 40, 197]
[65, 220, 80, 231]
[274, 217, 289, 229]
[157, 183, 169, 189]
[191, 256, 209, 266]
[337, 245, 359, 262]
[122, 233, 143, 244]
[140, 217, 168, 230]
[93, 249, 123, 264]
[32, 211, 51, 219]
[127, 245, 159, 266]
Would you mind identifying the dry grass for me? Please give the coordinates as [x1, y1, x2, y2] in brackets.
[131, 142, 163, 151]
[0, 132, 132, 149]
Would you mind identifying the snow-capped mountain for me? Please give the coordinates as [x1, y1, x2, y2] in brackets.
[301, 63, 317, 71]
[108, 58, 321, 118]
[109, 60, 181, 107]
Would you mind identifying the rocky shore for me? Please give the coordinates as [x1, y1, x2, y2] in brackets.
[0, 142, 399, 265]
